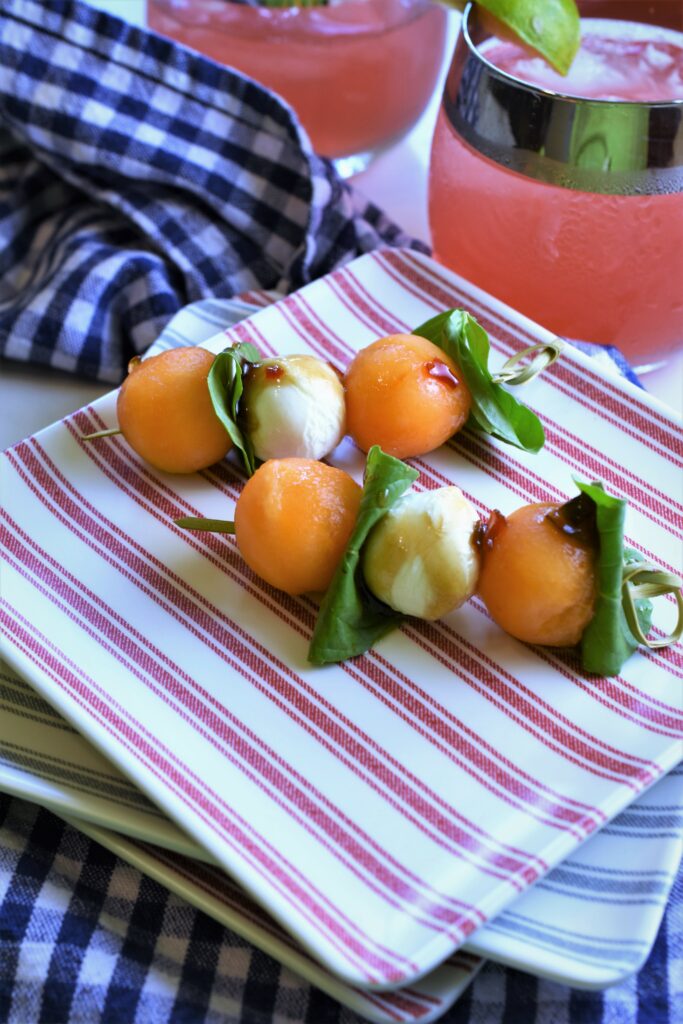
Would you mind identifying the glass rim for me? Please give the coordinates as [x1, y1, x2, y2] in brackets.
[461, 1, 683, 111]
[443, 3, 683, 194]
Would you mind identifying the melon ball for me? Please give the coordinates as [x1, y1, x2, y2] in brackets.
[477, 502, 597, 647]
[344, 334, 471, 459]
[116, 347, 231, 474]
[234, 458, 361, 596]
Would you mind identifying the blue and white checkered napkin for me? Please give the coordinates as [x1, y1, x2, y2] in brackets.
[0, 0, 419, 383]
[1, 795, 680, 1023]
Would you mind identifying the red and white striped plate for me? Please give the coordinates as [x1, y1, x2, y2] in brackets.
[1, 250, 681, 990]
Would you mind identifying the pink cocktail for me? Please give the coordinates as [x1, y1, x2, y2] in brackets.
[148, 0, 448, 169]
[429, 8, 683, 367]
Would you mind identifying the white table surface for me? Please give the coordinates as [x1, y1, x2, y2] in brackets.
[1, 1, 681, 452]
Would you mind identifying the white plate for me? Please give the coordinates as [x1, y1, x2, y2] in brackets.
[1, 249, 681, 990]
[57, 813, 482, 1024]
[3, 653, 680, 990]
[0, 657, 211, 861]
[468, 765, 683, 987]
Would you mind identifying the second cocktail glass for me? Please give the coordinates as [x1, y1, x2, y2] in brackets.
[148, 0, 449, 176]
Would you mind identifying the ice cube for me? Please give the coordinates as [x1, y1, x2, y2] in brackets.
[644, 43, 675, 71]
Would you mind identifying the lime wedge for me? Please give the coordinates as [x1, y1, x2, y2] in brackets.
[448, 0, 581, 75]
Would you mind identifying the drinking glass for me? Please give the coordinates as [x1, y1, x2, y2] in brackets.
[428, 2, 683, 370]
[147, 0, 449, 175]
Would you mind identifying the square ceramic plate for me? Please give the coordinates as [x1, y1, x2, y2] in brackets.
[1, 249, 681, 990]
[0, 656, 208, 861]
[2, 657, 680, 990]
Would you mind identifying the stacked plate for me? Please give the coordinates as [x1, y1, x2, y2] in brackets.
[1, 250, 682, 1022]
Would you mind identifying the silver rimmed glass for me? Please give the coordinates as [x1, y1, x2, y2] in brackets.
[428, 3, 683, 370]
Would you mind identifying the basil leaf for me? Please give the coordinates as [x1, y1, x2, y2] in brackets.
[414, 309, 545, 453]
[308, 447, 418, 666]
[575, 480, 652, 677]
[207, 343, 261, 476]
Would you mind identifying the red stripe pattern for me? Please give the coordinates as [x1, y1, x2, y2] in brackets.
[1, 250, 681, 990]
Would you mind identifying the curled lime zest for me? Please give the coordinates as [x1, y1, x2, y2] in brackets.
[493, 339, 564, 387]
[622, 560, 683, 650]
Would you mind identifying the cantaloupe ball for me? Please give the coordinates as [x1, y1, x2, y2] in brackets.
[344, 334, 471, 459]
[477, 502, 597, 647]
[234, 458, 362, 595]
[117, 347, 231, 474]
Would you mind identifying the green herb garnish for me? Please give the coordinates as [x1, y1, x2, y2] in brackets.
[414, 309, 556, 453]
[571, 481, 642, 676]
[308, 447, 418, 666]
[207, 342, 261, 476]
[569, 480, 682, 676]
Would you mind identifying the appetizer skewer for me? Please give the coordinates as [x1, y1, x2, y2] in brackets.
[83, 343, 347, 474]
[177, 448, 683, 677]
[83, 308, 559, 472]
[81, 307, 680, 677]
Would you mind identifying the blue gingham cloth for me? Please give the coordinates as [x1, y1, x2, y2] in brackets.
[0, 0, 418, 382]
[1, 794, 680, 1024]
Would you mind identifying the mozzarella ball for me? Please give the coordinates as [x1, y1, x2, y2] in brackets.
[362, 486, 481, 621]
[242, 355, 346, 462]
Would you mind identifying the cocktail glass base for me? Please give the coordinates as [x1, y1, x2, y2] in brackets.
[633, 356, 677, 375]
[332, 149, 379, 179]
[331, 137, 402, 179]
